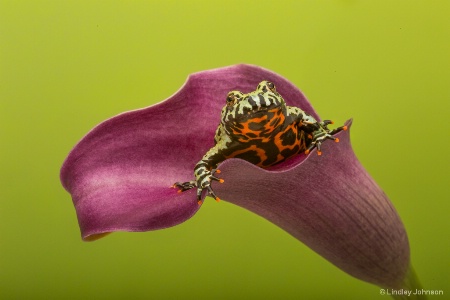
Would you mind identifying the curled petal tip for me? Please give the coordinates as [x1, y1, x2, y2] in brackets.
[64, 64, 307, 239]
[214, 122, 410, 288]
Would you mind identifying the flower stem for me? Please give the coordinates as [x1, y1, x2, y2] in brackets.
[390, 266, 427, 300]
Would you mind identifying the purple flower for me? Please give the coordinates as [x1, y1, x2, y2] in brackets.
[60, 64, 418, 291]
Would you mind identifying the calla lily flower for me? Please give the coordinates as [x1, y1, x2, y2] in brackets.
[61, 64, 422, 294]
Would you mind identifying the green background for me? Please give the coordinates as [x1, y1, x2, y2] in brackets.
[1, 1, 449, 299]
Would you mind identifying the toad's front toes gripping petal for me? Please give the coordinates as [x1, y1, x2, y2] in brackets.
[329, 125, 348, 135]
[172, 181, 196, 192]
[177, 166, 224, 205]
[196, 187, 204, 205]
[207, 186, 221, 202]
[305, 140, 323, 156]
[196, 179, 223, 205]
[305, 122, 347, 155]
[320, 119, 334, 130]
[210, 175, 225, 183]
[195, 168, 224, 205]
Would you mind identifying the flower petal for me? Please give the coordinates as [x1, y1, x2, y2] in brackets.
[60, 64, 316, 240]
[61, 64, 411, 288]
[213, 121, 410, 288]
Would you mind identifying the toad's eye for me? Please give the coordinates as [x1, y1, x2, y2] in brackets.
[267, 81, 276, 92]
[226, 91, 242, 106]
[226, 94, 236, 107]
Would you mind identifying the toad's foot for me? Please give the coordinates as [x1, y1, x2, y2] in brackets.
[173, 169, 224, 205]
[305, 120, 348, 155]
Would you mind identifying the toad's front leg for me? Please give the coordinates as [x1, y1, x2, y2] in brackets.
[173, 146, 225, 205]
[287, 106, 347, 155]
[303, 119, 348, 155]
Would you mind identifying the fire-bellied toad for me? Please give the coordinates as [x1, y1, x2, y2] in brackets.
[173, 81, 347, 204]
